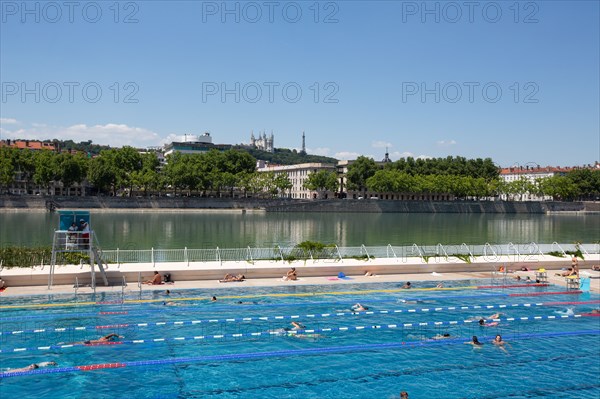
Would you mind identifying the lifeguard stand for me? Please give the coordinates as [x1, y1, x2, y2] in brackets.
[48, 210, 108, 289]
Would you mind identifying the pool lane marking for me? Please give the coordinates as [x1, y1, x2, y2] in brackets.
[2, 328, 598, 378]
[3, 300, 600, 337]
[0, 293, 507, 321]
[2, 293, 592, 324]
[0, 313, 593, 354]
[0, 284, 562, 310]
[510, 290, 582, 297]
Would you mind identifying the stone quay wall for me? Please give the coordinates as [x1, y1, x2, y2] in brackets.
[0, 195, 596, 213]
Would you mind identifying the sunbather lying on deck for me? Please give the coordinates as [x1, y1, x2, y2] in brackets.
[219, 274, 246, 283]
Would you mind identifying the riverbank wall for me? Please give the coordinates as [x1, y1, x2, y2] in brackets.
[0, 195, 597, 213]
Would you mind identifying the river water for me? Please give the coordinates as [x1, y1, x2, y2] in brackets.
[1, 211, 598, 249]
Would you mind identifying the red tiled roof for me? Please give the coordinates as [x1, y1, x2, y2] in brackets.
[0, 140, 55, 151]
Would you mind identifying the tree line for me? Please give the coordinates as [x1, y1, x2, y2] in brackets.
[1, 147, 598, 200]
[341, 156, 600, 200]
[0, 146, 295, 197]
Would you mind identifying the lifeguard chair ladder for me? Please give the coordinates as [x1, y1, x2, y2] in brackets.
[48, 210, 108, 289]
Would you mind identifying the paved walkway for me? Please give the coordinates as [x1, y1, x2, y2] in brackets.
[2, 268, 598, 297]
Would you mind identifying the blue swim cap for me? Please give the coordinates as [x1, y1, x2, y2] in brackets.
[338, 272, 346, 278]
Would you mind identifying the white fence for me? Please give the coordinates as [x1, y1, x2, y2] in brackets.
[98, 242, 600, 266]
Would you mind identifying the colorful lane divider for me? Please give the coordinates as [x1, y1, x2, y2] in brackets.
[3, 300, 600, 337]
[509, 291, 582, 297]
[2, 329, 598, 378]
[0, 283, 553, 310]
[0, 313, 590, 354]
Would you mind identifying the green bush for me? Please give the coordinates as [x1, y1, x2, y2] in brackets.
[453, 254, 472, 263]
[292, 241, 336, 260]
[0, 246, 90, 268]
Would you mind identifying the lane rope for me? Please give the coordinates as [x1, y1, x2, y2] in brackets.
[0, 313, 589, 354]
[3, 300, 600, 337]
[0, 283, 553, 310]
[1, 291, 588, 323]
[2, 328, 598, 378]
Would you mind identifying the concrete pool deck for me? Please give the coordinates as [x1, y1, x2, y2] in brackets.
[2, 266, 599, 297]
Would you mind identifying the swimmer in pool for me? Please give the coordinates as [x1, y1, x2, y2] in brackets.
[555, 307, 575, 316]
[290, 321, 305, 330]
[430, 333, 452, 340]
[465, 335, 483, 347]
[468, 312, 503, 322]
[8, 361, 57, 373]
[351, 303, 369, 312]
[492, 334, 509, 353]
[75, 333, 122, 345]
[479, 318, 499, 327]
[399, 299, 428, 304]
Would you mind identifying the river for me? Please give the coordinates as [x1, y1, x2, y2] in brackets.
[1, 211, 598, 249]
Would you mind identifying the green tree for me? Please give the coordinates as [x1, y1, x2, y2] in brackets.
[131, 152, 160, 195]
[87, 156, 117, 194]
[366, 169, 399, 193]
[33, 150, 58, 194]
[0, 147, 16, 192]
[113, 147, 143, 195]
[567, 169, 600, 200]
[55, 153, 87, 195]
[538, 175, 579, 201]
[274, 173, 293, 197]
[303, 170, 339, 198]
[346, 156, 377, 193]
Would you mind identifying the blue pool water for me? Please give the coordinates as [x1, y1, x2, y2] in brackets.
[1, 280, 599, 398]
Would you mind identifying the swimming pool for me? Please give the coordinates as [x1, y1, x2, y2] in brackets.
[1, 280, 599, 399]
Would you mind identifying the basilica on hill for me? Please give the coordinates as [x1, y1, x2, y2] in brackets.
[250, 131, 274, 153]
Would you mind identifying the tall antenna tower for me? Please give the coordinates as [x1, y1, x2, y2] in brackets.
[300, 131, 306, 155]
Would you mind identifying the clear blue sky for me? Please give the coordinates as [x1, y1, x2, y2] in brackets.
[1, 0, 598, 167]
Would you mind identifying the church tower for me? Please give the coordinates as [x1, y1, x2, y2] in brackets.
[382, 147, 391, 163]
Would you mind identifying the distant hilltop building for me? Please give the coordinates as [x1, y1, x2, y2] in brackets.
[250, 131, 274, 153]
[163, 132, 230, 157]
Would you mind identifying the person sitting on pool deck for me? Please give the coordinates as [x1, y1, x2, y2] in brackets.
[9, 361, 57, 373]
[283, 268, 297, 281]
[144, 271, 163, 285]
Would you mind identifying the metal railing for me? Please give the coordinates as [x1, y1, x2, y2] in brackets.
[97, 242, 599, 266]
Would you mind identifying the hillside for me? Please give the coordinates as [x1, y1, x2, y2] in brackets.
[233, 146, 338, 165]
